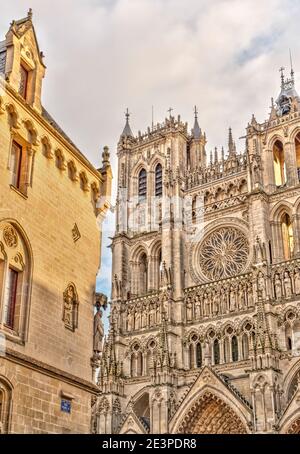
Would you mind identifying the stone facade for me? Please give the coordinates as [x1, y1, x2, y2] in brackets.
[0, 11, 112, 433]
[95, 70, 300, 434]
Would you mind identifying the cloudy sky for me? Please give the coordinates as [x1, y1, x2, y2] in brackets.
[1, 0, 300, 314]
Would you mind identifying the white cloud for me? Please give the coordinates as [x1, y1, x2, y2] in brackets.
[1, 0, 300, 303]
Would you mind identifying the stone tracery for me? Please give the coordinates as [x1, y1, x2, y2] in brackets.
[199, 227, 249, 281]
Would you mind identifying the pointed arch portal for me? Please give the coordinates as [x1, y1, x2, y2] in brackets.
[175, 392, 247, 434]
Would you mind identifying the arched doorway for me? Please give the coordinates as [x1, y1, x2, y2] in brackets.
[175, 392, 247, 434]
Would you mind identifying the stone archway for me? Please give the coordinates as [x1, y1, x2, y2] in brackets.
[176, 391, 247, 434]
[286, 417, 300, 434]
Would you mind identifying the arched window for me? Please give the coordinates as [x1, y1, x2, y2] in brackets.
[196, 343, 202, 368]
[138, 169, 147, 200]
[273, 140, 286, 186]
[295, 132, 300, 181]
[0, 222, 31, 341]
[242, 334, 249, 360]
[231, 336, 239, 362]
[157, 249, 162, 289]
[285, 325, 293, 351]
[224, 338, 230, 363]
[0, 378, 12, 433]
[139, 253, 148, 295]
[281, 213, 294, 260]
[213, 339, 220, 365]
[137, 352, 143, 376]
[155, 164, 162, 197]
[189, 344, 194, 369]
[130, 354, 135, 377]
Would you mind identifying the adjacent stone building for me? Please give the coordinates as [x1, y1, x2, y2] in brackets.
[0, 11, 112, 433]
[94, 68, 300, 433]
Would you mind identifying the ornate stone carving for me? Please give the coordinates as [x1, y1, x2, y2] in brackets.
[199, 227, 249, 281]
[63, 283, 79, 331]
[94, 302, 104, 354]
[3, 225, 18, 248]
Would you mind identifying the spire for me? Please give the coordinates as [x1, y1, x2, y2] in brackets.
[158, 311, 171, 369]
[214, 147, 218, 163]
[121, 108, 133, 138]
[228, 127, 235, 155]
[102, 146, 110, 168]
[192, 105, 201, 140]
[290, 49, 295, 81]
[221, 146, 225, 161]
[279, 66, 285, 89]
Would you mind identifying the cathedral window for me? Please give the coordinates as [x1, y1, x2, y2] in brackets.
[285, 325, 293, 351]
[295, 132, 300, 181]
[242, 334, 249, 360]
[138, 169, 147, 200]
[213, 339, 220, 365]
[0, 379, 12, 433]
[281, 213, 294, 260]
[137, 352, 143, 376]
[3, 268, 18, 329]
[0, 222, 31, 342]
[273, 140, 286, 186]
[10, 141, 22, 189]
[189, 344, 194, 368]
[196, 343, 202, 368]
[155, 164, 162, 197]
[231, 336, 239, 362]
[224, 338, 230, 363]
[19, 64, 29, 100]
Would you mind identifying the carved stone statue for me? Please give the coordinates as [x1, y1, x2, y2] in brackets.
[212, 292, 219, 315]
[94, 303, 104, 353]
[194, 296, 201, 319]
[238, 283, 245, 309]
[204, 292, 210, 317]
[274, 273, 282, 300]
[142, 304, 147, 328]
[247, 282, 254, 307]
[229, 286, 236, 312]
[135, 308, 141, 330]
[283, 271, 292, 298]
[186, 298, 193, 321]
[127, 308, 133, 332]
[149, 303, 155, 326]
[220, 287, 227, 313]
[156, 302, 161, 324]
[257, 272, 266, 300]
[294, 267, 300, 294]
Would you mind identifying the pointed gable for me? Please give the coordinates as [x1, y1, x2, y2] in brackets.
[119, 411, 148, 434]
[2, 9, 46, 113]
[169, 366, 252, 433]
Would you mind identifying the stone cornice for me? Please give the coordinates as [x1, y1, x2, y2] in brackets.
[3, 83, 102, 182]
[5, 348, 99, 395]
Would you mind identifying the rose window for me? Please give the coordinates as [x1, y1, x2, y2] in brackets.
[199, 227, 249, 280]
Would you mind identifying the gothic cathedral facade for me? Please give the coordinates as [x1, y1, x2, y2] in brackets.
[94, 69, 300, 434]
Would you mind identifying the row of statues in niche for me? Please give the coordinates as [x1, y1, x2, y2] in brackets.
[185, 267, 300, 322]
[185, 280, 255, 320]
[119, 299, 165, 332]
[273, 268, 300, 300]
